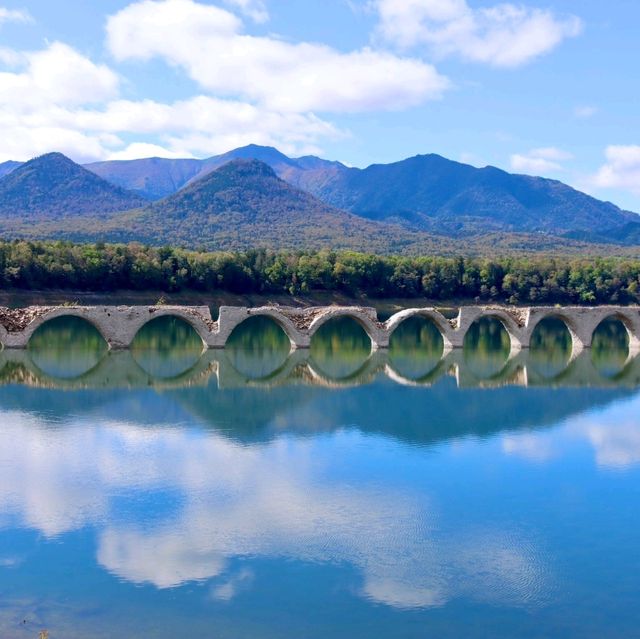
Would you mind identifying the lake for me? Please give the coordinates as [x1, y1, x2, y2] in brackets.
[1, 313, 639, 638]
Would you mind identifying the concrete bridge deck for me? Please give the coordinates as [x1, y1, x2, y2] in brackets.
[1, 304, 640, 355]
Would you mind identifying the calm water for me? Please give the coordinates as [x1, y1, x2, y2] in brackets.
[1, 314, 640, 638]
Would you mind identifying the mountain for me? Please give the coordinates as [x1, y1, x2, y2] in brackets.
[85, 145, 346, 201]
[0, 161, 21, 179]
[294, 154, 640, 240]
[0, 153, 148, 225]
[2, 146, 639, 251]
[94, 159, 442, 253]
[86, 157, 203, 200]
[83, 144, 640, 244]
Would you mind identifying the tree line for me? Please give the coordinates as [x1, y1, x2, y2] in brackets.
[1, 239, 640, 304]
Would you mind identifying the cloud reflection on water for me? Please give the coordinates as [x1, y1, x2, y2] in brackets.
[0, 410, 550, 610]
[501, 393, 640, 469]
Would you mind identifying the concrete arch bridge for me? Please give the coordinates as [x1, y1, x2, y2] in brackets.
[1, 304, 639, 356]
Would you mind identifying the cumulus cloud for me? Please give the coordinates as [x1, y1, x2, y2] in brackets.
[0, 6, 32, 25]
[0, 0, 453, 162]
[371, 0, 582, 67]
[0, 42, 124, 161]
[0, 41, 344, 162]
[0, 41, 119, 107]
[593, 145, 640, 196]
[574, 105, 598, 119]
[510, 147, 573, 174]
[106, 0, 449, 113]
[223, 0, 269, 23]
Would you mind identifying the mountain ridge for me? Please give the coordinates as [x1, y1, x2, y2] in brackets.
[0, 153, 148, 224]
[1, 146, 639, 249]
[83, 144, 640, 243]
[95, 158, 442, 253]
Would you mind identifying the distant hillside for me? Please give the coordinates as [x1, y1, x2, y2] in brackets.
[96, 159, 440, 253]
[2, 146, 640, 252]
[0, 153, 148, 225]
[82, 144, 640, 244]
[85, 144, 333, 199]
[0, 161, 21, 179]
[297, 154, 640, 240]
[86, 156, 203, 200]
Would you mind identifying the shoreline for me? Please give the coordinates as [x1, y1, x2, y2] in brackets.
[0, 288, 463, 316]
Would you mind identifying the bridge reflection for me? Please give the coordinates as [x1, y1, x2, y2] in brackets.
[3, 346, 640, 391]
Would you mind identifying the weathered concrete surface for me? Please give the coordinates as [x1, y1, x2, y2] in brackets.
[1, 304, 639, 354]
[0, 305, 215, 349]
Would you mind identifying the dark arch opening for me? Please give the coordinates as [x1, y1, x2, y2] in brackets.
[528, 317, 573, 379]
[226, 315, 292, 380]
[591, 317, 630, 378]
[389, 316, 445, 381]
[463, 316, 511, 379]
[310, 316, 372, 381]
[28, 315, 108, 380]
[132, 316, 204, 379]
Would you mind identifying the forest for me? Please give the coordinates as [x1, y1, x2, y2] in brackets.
[1, 239, 639, 305]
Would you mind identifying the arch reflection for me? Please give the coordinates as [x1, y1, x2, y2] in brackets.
[28, 316, 108, 380]
[132, 316, 204, 379]
[310, 316, 372, 381]
[389, 316, 444, 381]
[591, 317, 630, 378]
[528, 317, 572, 379]
[226, 316, 292, 380]
[463, 317, 511, 380]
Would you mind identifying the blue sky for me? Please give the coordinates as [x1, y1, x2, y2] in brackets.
[0, 0, 639, 211]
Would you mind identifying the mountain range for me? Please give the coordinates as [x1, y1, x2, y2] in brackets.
[0, 153, 146, 222]
[97, 159, 435, 253]
[0, 145, 638, 253]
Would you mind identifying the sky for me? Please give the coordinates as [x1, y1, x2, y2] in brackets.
[0, 0, 638, 211]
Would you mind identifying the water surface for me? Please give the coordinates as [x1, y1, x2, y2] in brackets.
[1, 315, 640, 638]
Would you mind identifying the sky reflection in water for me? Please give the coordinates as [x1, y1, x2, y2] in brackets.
[1, 315, 640, 638]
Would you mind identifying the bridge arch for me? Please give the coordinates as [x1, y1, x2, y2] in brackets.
[225, 309, 303, 350]
[590, 311, 637, 347]
[131, 309, 212, 349]
[308, 309, 384, 350]
[385, 309, 452, 350]
[22, 310, 111, 348]
[526, 311, 593, 357]
[472, 309, 524, 353]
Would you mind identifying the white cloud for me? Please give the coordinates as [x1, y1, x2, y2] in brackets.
[0, 46, 23, 65]
[106, 0, 449, 113]
[0, 42, 122, 161]
[0, 0, 450, 163]
[372, 0, 582, 67]
[593, 145, 640, 196]
[0, 41, 119, 107]
[510, 147, 573, 174]
[574, 105, 598, 119]
[459, 151, 485, 167]
[106, 142, 190, 161]
[0, 6, 32, 25]
[223, 0, 269, 23]
[0, 39, 344, 162]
